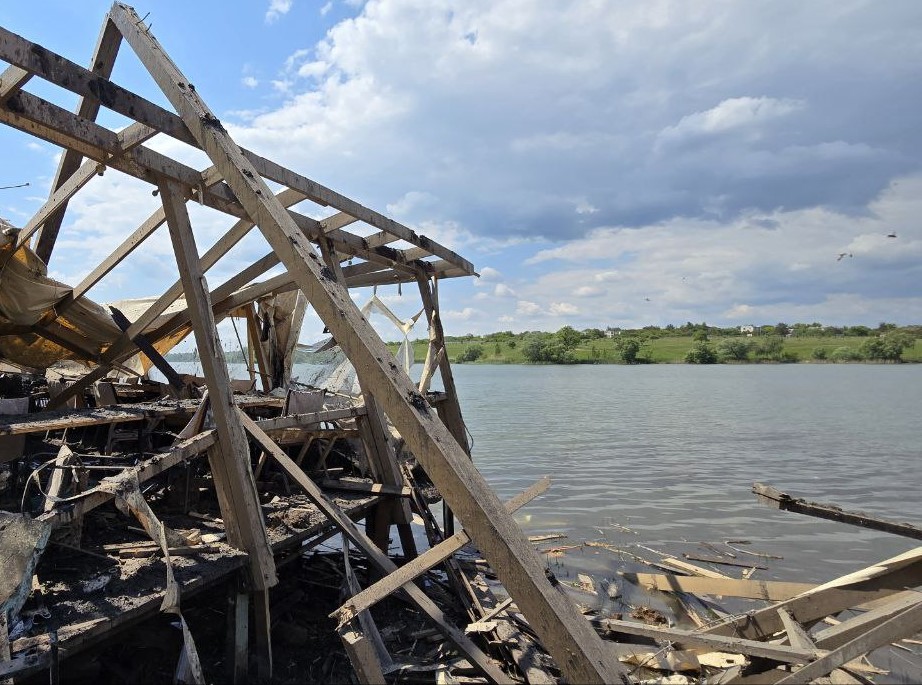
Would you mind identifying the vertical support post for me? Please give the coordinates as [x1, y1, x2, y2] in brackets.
[159, 178, 277, 591]
[34, 16, 122, 263]
[245, 304, 271, 392]
[416, 274, 469, 536]
[253, 589, 273, 683]
[357, 394, 418, 560]
[226, 583, 249, 685]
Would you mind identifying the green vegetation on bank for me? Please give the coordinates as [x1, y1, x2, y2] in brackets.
[388, 322, 922, 365]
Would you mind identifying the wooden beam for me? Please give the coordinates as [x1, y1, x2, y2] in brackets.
[620, 573, 815, 602]
[111, 10, 621, 680]
[18, 122, 157, 253]
[332, 477, 550, 621]
[159, 178, 276, 591]
[339, 627, 387, 685]
[702, 547, 922, 640]
[32, 16, 122, 263]
[235, 410, 511, 684]
[0, 65, 31, 103]
[775, 600, 922, 684]
[753, 482, 922, 540]
[597, 619, 820, 665]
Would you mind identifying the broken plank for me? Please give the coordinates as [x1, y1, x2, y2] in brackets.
[597, 619, 819, 665]
[753, 482, 922, 541]
[682, 553, 768, 570]
[320, 479, 411, 498]
[775, 599, 922, 684]
[621, 573, 814, 601]
[330, 477, 551, 621]
[702, 546, 922, 640]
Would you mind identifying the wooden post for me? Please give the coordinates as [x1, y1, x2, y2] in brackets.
[416, 274, 469, 536]
[253, 589, 273, 682]
[226, 583, 249, 685]
[158, 178, 276, 592]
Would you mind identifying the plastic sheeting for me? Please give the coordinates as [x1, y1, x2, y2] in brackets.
[0, 219, 185, 373]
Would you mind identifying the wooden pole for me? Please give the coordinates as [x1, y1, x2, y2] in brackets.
[158, 178, 276, 591]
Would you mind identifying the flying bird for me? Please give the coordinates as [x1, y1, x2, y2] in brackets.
[836, 253, 853, 262]
[886, 232, 897, 238]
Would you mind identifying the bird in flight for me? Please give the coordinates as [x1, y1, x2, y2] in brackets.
[886, 232, 897, 238]
[836, 253, 853, 262]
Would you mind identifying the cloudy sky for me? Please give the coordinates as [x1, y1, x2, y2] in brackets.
[1, 0, 921, 342]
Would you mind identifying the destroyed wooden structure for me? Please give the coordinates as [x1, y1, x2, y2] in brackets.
[1, 5, 921, 684]
[0, 4, 621, 683]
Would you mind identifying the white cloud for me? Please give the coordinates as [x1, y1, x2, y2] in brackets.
[516, 300, 541, 315]
[574, 285, 604, 297]
[478, 266, 503, 282]
[320, 2, 333, 16]
[657, 97, 804, 147]
[493, 283, 516, 297]
[265, 0, 293, 23]
[242, 76, 259, 88]
[549, 302, 578, 315]
[443, 306, 477, 321]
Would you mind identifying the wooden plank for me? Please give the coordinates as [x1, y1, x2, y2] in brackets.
[598, 619, 818, 665]
[159, 178, 276, 591]
[339, 627, 387, 685]
[32, 16, 122, 263]
[682, 553, 768, 569]
[320, 479, 410, 498]
[620, 573, 815, 602]
[812, 590, 922, 650]
[342, 539, 393, 673]
[0, 65, 31, 103]
[702, 547, 922, 640]
[775, 599, 922, 684]
[331, 478, 550, 620]
[228, 589, 248, 685]
[245, 305, 271, 392]
[777, 608, 816, 650]
[236, 410, 511, 684]
[753, 482, 922, 540]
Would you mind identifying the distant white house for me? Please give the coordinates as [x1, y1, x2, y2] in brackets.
[739, 325, 755, 337]
[606, 327, 622, 337]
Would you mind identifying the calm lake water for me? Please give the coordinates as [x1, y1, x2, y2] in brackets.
[447, 364, 922, 580]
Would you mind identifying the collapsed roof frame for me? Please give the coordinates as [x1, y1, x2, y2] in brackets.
[0, 4, 626, 682]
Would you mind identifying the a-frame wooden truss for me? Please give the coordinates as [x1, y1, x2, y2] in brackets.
[0, 5, 627, 682]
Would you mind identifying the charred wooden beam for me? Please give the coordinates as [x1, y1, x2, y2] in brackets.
[753, 482, 922, 540]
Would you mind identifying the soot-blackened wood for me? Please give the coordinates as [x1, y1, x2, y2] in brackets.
[753, 482, 922, 540]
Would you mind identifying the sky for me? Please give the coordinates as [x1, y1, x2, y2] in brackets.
[1, 0, 921, 345]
